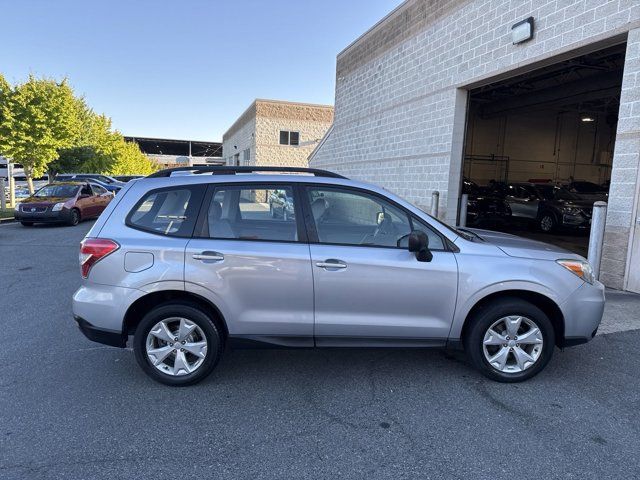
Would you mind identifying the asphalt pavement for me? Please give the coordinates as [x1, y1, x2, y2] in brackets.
[1, 221, 639, 480]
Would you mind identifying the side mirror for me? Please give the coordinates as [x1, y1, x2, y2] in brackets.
[376, 211, 385, 225]
[407, 230, 433, 262]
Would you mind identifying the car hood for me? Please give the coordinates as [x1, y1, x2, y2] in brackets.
[463, 228, 581, 261]
[21, 196, 73, 205]
[546, 199, 594, 210]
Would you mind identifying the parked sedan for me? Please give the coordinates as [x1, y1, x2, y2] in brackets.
[268, 188, 295, 220]
[462, 179, 511, 228]
[55, 174, 125, 194]
[15, 182, 113, 226]
[502, 183, 593, 232]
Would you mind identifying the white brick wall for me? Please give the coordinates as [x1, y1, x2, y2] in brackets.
[222, 116, 255, 166]
[311, 0, 640, 288]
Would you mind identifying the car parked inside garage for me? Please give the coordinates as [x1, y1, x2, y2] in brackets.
[497, 182, 594, 233]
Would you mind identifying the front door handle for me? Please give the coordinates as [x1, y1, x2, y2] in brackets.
[316, 259, 347, 269]
[193, 251, 224, 262]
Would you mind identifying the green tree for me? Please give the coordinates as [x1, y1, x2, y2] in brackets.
[0, 76, 81, 192]
[107, 136, 157, 176]
[51, 98, 157, 176]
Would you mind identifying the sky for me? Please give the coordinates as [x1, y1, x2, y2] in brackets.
[1, 0, 402, 141]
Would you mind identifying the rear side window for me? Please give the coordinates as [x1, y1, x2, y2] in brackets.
[127, 185, 205, 237]
[203, 185, 299, 242]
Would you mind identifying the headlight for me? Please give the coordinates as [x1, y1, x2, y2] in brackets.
[556, 259, 595, 284]
[14, 203, 20, 211]
[562, 206, 582, 215]
[52, 202, 65, 212]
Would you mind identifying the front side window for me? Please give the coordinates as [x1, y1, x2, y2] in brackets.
[307, 187, 412, 248]
[205, 185, 298, 242]
[91, 185, 107, 195]
[127, 186, 203, 237]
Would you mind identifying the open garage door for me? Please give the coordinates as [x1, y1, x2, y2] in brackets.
[461, 43, 626, 257]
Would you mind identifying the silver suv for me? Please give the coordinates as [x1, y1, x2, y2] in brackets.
[72, 167, 605, 386]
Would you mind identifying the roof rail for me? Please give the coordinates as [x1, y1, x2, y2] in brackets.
[147, 166, 347, 179]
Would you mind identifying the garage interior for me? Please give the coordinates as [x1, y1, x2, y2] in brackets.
[462, 43, 626, 256]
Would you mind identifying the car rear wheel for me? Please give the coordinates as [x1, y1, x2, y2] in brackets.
[133, 303, 223, 386]
[20, 221, 34, 227]
[464, 298, 555, 382]
[68, 208, 80, 226]
[539, 212, 556, 232]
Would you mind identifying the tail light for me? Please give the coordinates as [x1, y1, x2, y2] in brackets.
[80, 238, 119, 279]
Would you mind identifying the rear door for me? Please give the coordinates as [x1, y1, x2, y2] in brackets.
[184, 183, 314, 344]
[303, 185, 458, 345]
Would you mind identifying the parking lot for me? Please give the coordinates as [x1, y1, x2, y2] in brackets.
[1, 221, 640, 479]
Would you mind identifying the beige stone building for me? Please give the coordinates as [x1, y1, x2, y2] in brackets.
[222, 99, 333, 169]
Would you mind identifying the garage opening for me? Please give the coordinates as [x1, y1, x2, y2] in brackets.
[461, 43, 626, 257]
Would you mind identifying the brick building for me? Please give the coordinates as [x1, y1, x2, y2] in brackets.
[310, 0, 640, 292]
[222, 99, 334, 169]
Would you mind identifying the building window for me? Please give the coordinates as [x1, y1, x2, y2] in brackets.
[279, 131, 300, 146]
[243, 148, 250, 165]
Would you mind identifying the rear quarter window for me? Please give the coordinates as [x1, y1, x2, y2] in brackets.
[126, 185, 205, 237]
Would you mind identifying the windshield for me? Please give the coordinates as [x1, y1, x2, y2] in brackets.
[34, 184, 79, 198]
[535, 185, 580, 201]
[418, 208, 474, 241]
[571, 182, 603, 193]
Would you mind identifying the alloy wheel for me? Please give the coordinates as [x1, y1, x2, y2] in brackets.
[540, 215, 553, 232]
[145, 317, 208, 376]
[482, 315, 543, 373]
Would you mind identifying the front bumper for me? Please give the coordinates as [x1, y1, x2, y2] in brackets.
[560, 212, 591, 229]
[559, 280, 605, 347]
[15, 208, 72, 223]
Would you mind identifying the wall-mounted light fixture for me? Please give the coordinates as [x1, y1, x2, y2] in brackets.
[581, 116, 596, 122]
[512, 17, 534, 44]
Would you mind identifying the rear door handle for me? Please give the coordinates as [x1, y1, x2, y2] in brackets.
[316, 259, 347, 269]
[192, 251, 224, 262]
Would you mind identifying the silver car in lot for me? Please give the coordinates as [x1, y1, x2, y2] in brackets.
[72, 167, 605, 386]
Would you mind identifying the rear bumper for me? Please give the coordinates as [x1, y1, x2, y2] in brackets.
[74, 315, 127, 347]
[559, 280, 605, 347]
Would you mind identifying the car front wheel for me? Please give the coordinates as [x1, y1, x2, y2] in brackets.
[464, 298, 555, 382]
[68, 208, 80, 226]
[539, 212, 556, 232]
[133, 303, 223, 386]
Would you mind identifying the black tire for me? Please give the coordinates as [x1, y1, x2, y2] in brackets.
[133, 302, 223, 386]
[21, 221, 34, 227]
[538, 212, 556, 233]
[464, 298, 555, 383]
[68, 208, 80, 226]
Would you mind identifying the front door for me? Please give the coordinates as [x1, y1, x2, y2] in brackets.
[303, 185, 458, 345]
[184, 183, 314, 344]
